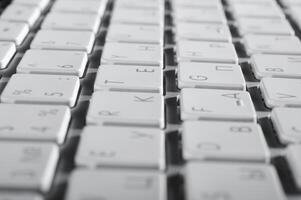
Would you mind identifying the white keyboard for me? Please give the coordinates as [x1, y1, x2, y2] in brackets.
[1, 0, 301, 199]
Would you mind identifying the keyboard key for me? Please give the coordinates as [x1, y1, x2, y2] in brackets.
[1, 4, 40, 26]
[87, 91, 164, 128]
[231, 3, 284, 19]
[42, 13, 100, 33]
[31, 30, 95, 53]
[51, 0, 107, 15]
[0, 104, 70, 144]
[76, 126, 165, 170]
[185, 162, 286, 200]
[13, 0, 50, 10]
[286, 145, 301, 190]
[177, 40, 238, 64]
[251, 54, 301, 79]
[260, 77, 301, 108]
[0, 42, 16, 69]
[1, 74, 80, 107]
[228, 0, 275, 4]
[182, 121, 270, 162]
[180, 88, 256, 122]
[173, 0, 222, 8]
[66, 169, 167, 200]
[178, 62, 245, 90]
[282, 0, 301, 6]
[173, 7, 227, 24]
[101, 42, 163, 67]
[237, 18, 294, 36]
[175, 22, 232, 42]
[290, 7, 301, 30]
[0, 193, 42, 200]
[271, 107, 301, 144]
[106, 24, 163, 44]
[243, 35, 301, 55]
[0, 142, 59, 192]
[94, 65, 163, 93]
[111, 8, 164, 26]
[114, 0, 164, 10]
[0, 21, 29, 45]
[17, 49, 87, 77]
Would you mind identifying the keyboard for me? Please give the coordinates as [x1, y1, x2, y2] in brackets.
[1, 0, 301, 199]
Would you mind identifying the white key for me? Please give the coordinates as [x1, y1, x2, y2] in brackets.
[101, 42, 163, 67]
[237, 18, 294, 36]
[51, 0, 107, 15]
[66, 169, 166, 200]
[182, 121, 270, 162]
[0, 42, 16, 69]
[228, 0, 275, 4]
[17, 49, 87, 77]
[31, 30, 95, 53]
[0, 142, 59, 192]
[0, 21, 29, 45]
[1, 74, 80, 107]
[185, 162, 286, 200]
[231, 3, 284, 19]
[87, 91, 164, 128]
[13, 0, 50, 10]
[244, 35, 301, 56]
[173, 0, 222, 8]
[1, 4, 40, 26]
[175, 22, 232, 42]
[94, 65, 163, 93]
[0, 193, 42, 200]
[282, 0, 301, 6]
[42, 13, 100, 33]
[106, 24, 163, 44]
[173, 7, 227, 24]
[110, 8, 164, 26]
[289, 7, 301, 33]
[286, 145, 301, 189]
[114, 0, 164, 10]
[177, 40, 238, 64]
[0, 104, 70, 144]
[260, 77, 301, 108]
[178, 62, 246, 90]
[76, 126, 165, 170]
[180, 88, 256, 122]
[271, 107, 301, 144]
[251, 54, 301, 79]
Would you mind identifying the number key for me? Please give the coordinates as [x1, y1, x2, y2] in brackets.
[0, 104, 70, 144]
[1, 74, 80, 107]
[17, 49, 87, 77]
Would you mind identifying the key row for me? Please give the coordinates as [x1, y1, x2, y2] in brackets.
[5, 144, 301, 198]
[0, 104, 299, 167]
[0, 75, 164, 127]
[3, 75, 301, 126]
[65, 162, 286, 200]
[177, 54, 301, 91]
[0, 39, 164, 74]
[1, 114, 301, 193]
[180, 79, 301, 111]
[177, 35, 301, 63]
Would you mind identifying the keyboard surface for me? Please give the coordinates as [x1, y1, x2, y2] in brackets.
[1, 0, 301, 199]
